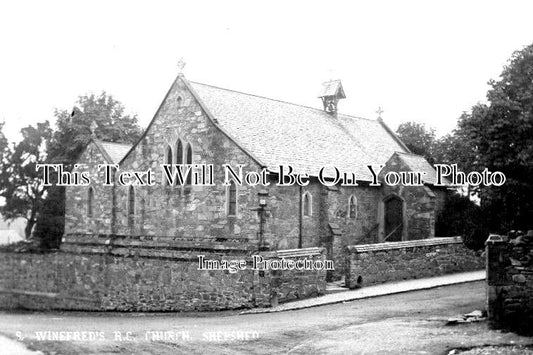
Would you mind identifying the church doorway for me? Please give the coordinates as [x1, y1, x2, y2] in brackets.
[384, 195, 403, 242]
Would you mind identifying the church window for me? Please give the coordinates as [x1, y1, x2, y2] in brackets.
[128, 186, 135, 228]
[185, 143, 192, 185]
[87, 187, 94, 218]
[166, 144, 173, 165]
[348, 195, 357, 219]
[164, 144, 172, 186]
[140, 197, 145, 231]
[302, 192, 312, 217]
[227, 181, 237, 216]
[175, 140, 183, 165]
[177, 96, 183, 107]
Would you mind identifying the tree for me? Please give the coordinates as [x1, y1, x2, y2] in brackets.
[396, 122, 437, 164]
[435, 192, 485, 250]
[0, 122, 53, 239]
[456, 43, 533, 232]
[49, 92, 142, 165]
[34, 92, 142, 248]
[0, 122, 9, 167]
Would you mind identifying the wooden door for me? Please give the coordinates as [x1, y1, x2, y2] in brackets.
[384, 196, 403, 242]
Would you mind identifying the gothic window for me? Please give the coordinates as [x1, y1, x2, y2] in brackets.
[302, 191, 312, 217]
[166, 144, 173, 165]
[87, 187, 94, 218]
[177, 96, 183, 108]
[227, 181, 237, 216]
[185, 143, 192, 185]
[140, 197, 145, 232]
[175, 140, 183, 165]
[128, 186, 135, 229]
[164, 144, 172, 186]
[348, 195, 357, 219]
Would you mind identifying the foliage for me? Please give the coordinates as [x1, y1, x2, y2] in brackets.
[49, 92, 142, 165]
[0, 122, 53, 239]
[34, 185, 65, 249]
[33, 92, 142, 248]
[402, 44, 533, 235]
[456, 43, 533, 232]
[435, 193, 486, 250]
[396, 122, 437, 164]
[0, 122, 8, 162]
[396, 120, 477, 173]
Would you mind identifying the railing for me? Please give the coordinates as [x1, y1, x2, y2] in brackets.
[383, 223, 402, 242]
[354, 223, 379, 244]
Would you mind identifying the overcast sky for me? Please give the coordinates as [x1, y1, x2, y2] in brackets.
[1, 0, 533, 143]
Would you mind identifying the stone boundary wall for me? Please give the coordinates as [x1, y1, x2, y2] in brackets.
[344, 237, 484, 288]
[0, 247, 326, 311]
[60, 233, 254, 258]
[486, 234, 533, 333]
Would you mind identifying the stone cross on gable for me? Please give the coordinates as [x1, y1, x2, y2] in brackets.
[376, 106, 384, 119]
[90, 121, 98, 136]
[177, 58, 186, 73]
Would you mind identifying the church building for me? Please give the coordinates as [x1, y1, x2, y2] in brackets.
[62, 72, 448, 277]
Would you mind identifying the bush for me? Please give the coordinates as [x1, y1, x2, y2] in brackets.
[436, 193, 486, 250]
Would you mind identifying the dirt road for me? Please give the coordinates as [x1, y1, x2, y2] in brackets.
[0, 281, 531, 354]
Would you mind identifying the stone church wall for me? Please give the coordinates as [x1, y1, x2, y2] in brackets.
[62, 75, 388, 257]
[486, 233, 533, 334]
[64, 141, 115, 235]
[324, 184, 381, 278]
[0, 248, 327, 311]
[115, 78, 265, 242]
[344, 237, 484, 288]
[62, 75, 445, 282]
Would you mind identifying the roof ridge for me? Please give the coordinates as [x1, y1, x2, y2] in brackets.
[90, 138, 113, 164]
[395, 151, 423, 157]
[189, 80, 376, 122]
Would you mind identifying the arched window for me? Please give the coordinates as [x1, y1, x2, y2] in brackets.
[87, 187, 94, 218]
[227, 181, 237, 216]
[175, 140, 183, 165]
[177, 96, 183, 107]
[128, 186, 135, 229]
[302, 192, 312, 217]
[140, 197, 145, 232]
[185, 143, 192, 185]
[163, 144, 172, 186]
[166, 144, 173, 165]
[348, 195, 357, 219]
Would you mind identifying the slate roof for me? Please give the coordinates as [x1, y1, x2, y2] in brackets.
[189, 81, 410, 181]
[318, 80, 345, 98]
[394, 152, 444, 185]
[96, 140, 132, 164]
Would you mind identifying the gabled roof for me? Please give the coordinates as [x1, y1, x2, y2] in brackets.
[393, 152, 444, 185]
[99, 141, 132, 163]
[92, 139, 132, 164]
[318, 79, 346, 98]
[189, 81, 410, 181]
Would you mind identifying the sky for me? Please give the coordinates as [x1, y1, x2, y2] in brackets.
[1, 0, 533, 143]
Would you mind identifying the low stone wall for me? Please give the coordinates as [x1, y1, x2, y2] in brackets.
[260, 248, 328, 305]
[0, 247, 326, 311]
[486, 233, 533, 334]
[344, 237, 484, 288]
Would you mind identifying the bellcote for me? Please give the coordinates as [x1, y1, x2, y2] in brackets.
[318, 80, 346, 115]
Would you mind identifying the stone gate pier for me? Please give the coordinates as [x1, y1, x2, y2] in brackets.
[486, 231, 533, 334]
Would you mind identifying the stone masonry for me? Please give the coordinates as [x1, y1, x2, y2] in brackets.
[0, 247, 326, 311]
[486, 231, 533, 334]
[63, 75, 448, 282]
[344, 237, 484, 288]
